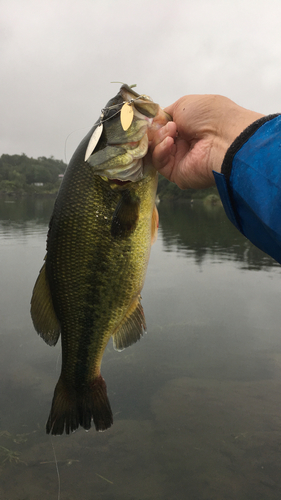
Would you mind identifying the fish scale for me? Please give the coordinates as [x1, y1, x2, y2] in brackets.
[31, 84, 169, 434]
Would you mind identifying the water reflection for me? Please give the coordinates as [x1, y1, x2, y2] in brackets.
[158, 201, 278, 269]
[0, 197, 281, 499]
[0, 197, 54, 240]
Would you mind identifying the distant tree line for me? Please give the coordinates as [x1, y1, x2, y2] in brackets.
[0, 153, 218, 200]
[0, 154, 67, 195]
[157, 173, 218, 201]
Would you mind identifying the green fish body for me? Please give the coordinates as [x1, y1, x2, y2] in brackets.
[31, 85, 169, 435]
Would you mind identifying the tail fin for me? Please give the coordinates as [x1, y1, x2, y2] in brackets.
[46, 375, 113, 435]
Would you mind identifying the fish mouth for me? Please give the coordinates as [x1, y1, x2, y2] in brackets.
[84, 85, 170, 183]
[119, 84, 160, 118]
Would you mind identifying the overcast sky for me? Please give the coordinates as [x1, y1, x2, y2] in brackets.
[2, 0, 281, 161]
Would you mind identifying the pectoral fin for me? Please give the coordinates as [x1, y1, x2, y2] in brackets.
[111, 189, 140, 238]
[30, 262, 61, 346]
[112, 296, 146, 351]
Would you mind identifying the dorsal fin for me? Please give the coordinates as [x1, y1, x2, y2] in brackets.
[112, 296, 146, 351]
[30, 261, 61, 346]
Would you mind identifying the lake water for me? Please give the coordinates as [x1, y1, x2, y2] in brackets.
[1, 196, 281, 500]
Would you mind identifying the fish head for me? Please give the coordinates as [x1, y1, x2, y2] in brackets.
[84, 85, 171, 183]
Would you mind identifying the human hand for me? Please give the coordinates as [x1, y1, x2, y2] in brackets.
[149, 95, 264, 189]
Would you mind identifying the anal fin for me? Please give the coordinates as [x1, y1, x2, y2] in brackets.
[112, 296, 146, 351]
[30, 261, 61, 346]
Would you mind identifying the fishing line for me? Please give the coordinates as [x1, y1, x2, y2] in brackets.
[64, 95, 148, 165]
[64, 127, 88, 164]
[55, 350, 61, 373]
[99, 95, 148, 125]
[64, 96, 148, 162]
[110, 81, 137, 88]
[50, 437, 61, 500]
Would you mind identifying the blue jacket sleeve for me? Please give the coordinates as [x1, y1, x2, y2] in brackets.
[213, 114, 281, 264]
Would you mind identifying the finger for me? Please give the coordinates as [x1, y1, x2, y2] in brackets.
[152, 136, 176, 178]
[149, 121, 177, 150]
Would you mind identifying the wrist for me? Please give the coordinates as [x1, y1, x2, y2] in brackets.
[221, 114, 281, 181]
[213, 109, 265, 174]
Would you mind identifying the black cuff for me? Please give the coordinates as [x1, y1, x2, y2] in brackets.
[221, 114, 281, 184]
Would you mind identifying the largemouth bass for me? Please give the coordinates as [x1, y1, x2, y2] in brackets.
[31, 84, 170, 435]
